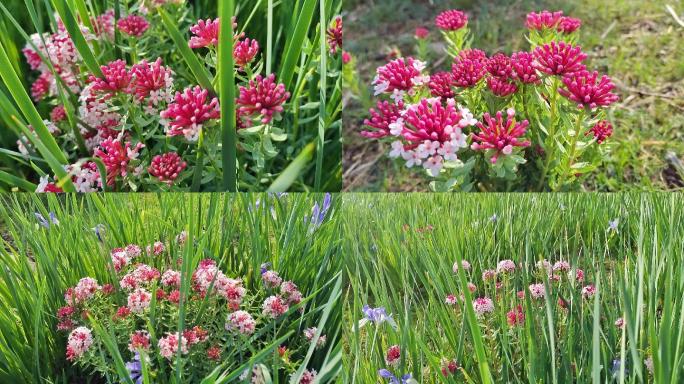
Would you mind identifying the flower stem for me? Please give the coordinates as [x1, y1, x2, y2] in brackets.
[536, 76, 559, 191]
[557, 108, 586, 190]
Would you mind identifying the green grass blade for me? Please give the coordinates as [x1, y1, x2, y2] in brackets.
[267, 141, 315, 192]
[218, 0, 237, 191]
[277, 0, 317, 89]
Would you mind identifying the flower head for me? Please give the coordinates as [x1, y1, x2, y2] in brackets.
[587, 120, 613, 143]
[525, 10, 564, 30]
[148, 152, 187, 184]
[130, 58, 174, 106]
[581, 284, 596, 299]
[189, 18, 219, 48]
[472, 297, 494, 317]
[158, 332, 188, 359]
[558, 70, 619, 109]
[415, 27, 429, 39]
[529, 283, 546, 299]
[451, 52, 487, 88]
[262, 295, 289, 318]
[507, 305, 525, 326]
[73, 277, 101, 303]
[510, 51, 541, 84]
[373, 57, 427, 96]
[435, 10, 468, 31]
[533, 42, 587, 76]
[327, 16, 343, 54]
[236, 74, 290, 124]
[487, 76, 518, 97]
[428, 72, 456, 98]
[66, 327, 93, 361]
[89, 59, 132, 94]
[496, 259, 516, 274]
[558, 17, 582, 34]
[486, 53, 513, 78]
[128, 330, 151, 352]
[94, 139, 144, 186]
[226, 310, 256, 335]
[361, 100, 405, 139]
[395, 98, 474, 176]
[234, 38, 259, 68]
[304, 327, 327, 349]
[385, 345, 401, 367]
[471, 109, 530, 163]
[161, 86, 220, 141]
[117, 15, 149, 37]
[127, 288, 152, 313]
[453, 259, 471, 273]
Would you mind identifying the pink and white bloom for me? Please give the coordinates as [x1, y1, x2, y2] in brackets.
[581, 284, 596, 299]
[453, 259, 471, 273]
[262, 270, 283, 288]
[472, 297, 494, 317]
[529, 283, 546, 299]
[161, 270, 181, 287]
[226, 310, 256, 335]
[66, 327, 93, 361]
[161, 86, 220, 142]
[385, 344, 401, 367]
[127, 288, 152, 313]
[471, 109, 530, 164]
[496, 259, 516, 274]
[73, 277, 101, 303]
[236, 74, 290, 124]
[158, 332, 188, 359]
[262, 295, 289, 318]
[373, 57, 428, 96]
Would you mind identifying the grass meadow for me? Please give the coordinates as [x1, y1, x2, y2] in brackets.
[341, 193, 684, 383]
[0, 193, 342, 383]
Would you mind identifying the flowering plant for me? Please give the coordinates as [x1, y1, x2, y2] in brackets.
[57, 235, 326, 382]
[0, 0, 342, 192]
[360, 9, 619, 191]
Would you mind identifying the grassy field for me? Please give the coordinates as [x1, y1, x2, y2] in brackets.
[0, 193, 342, 382]
[341, 193, 684, 383]
[343, 0, 684, 191]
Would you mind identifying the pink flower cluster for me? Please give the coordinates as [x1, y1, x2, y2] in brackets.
[158, 332, 188, 359]
[526, 10, 581, 34]
[387, 97, 476, 176]
[471, 109, 530, 164]
[435, 10, 468, 31]
[160, 86, 220, 141]
[373, 57, 429, 99]
[66, 327, 93, 361]
[192, 259, 246, 308]
[327, 16, 343, 54]
[236, 74, 291, 125]
[117, 14, 150, 37]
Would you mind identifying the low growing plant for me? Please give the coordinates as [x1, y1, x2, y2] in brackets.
[359, 9, 619, 192]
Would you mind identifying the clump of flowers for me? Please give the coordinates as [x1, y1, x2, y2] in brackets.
[9, 3, 318, 192]
[57, 231, 323, 379]
[359, 8, 619, 191]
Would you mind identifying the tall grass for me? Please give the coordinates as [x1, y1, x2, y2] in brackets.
[341, 193, 684, 383]
[0, 193, 342, 382]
